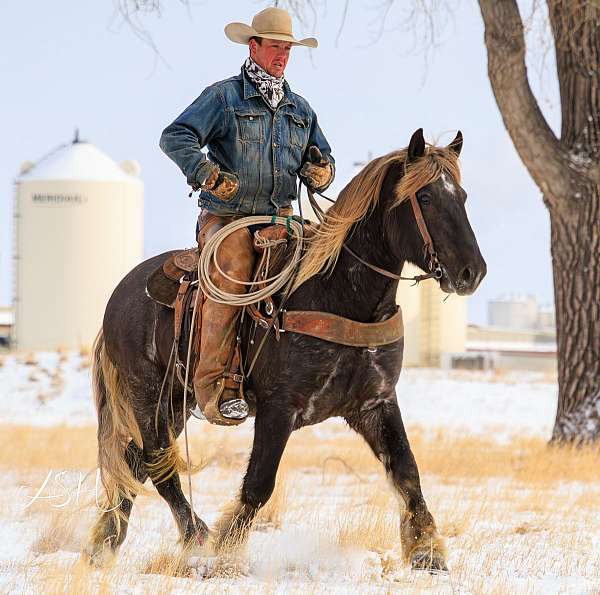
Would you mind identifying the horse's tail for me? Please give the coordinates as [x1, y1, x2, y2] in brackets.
[92, 329, 145, 521]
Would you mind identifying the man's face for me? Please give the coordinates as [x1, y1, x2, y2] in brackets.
[249, 38, 292, 78]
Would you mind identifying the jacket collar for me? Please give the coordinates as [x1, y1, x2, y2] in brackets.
[240, 67, 296, 109]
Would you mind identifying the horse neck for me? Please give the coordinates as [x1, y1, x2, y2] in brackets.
[304, 200, 405, 321]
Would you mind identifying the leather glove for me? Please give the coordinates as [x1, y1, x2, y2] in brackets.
[197, 164, 239, 202]
[299, 146, 333, 191]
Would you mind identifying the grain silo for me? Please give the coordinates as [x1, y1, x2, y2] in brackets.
[418, 279, 467, 367]
[397, 265, 467, 367]
[14, 135, 143, 351]
[395, 264, 421, 367]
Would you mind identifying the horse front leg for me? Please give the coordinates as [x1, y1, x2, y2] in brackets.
[212, 402, 294, 553]
[346, 397, 447, 571]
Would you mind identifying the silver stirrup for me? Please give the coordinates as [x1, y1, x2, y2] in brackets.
[219, 398, 249, 420]
[190, 405, 206, 420]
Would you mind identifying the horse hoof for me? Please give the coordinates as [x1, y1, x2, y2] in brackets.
[183, 522, 212, 555]
[410, 550, 448, 574]
[84, 544, 116, 568]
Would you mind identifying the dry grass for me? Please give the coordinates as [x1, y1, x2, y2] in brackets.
[0, 425, 96, 469]
[141, 547, 194, 579]
[78, 344, 92, 358]
[28, 560, 114, 595]
[337, 505, 398, 552]
[21, 352, 37, 366]
[3, 422, 600, 486]
[3, 421, 600, 592]
[255, 470, 288, 530]
[31, 507, 82, 554]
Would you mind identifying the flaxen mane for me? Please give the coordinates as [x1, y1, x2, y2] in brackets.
[292, 144, 461, 291]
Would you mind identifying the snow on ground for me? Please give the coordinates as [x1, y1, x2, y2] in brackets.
[1, 352, 597, 595]
[0, 351, 557, 439]
[397, 369, 558, 441]
[0, 352, 95, 427]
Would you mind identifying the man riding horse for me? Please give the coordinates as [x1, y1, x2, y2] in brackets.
[159, 7, 335, 426]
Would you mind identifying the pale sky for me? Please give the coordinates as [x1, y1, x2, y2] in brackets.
[0, 1, 559, 324]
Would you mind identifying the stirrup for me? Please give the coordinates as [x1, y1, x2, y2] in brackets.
[219, 398, 249, 420]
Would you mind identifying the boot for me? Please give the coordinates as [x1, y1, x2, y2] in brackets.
[192, 212, 255, 425]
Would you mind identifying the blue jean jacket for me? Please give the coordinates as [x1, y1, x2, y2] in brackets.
[159, 68, 335, 216]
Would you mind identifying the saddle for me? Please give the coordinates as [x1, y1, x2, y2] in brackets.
[145, 224, 290, 309]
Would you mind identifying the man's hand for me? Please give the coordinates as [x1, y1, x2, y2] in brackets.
[210, 172, 239, 201]
[196, 164, 239, 202]
[299, 146, 333, 191]
[201, 164, 220, 191]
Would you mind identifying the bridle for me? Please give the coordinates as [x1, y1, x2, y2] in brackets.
[305, 183, 444, 284]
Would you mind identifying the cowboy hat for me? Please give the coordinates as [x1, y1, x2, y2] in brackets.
[225, 7, 318, 48]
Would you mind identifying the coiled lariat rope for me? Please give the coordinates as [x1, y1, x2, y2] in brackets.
[197, 215, 305, 306]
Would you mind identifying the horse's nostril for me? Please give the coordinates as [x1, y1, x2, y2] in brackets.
[460, 266, 473, 285]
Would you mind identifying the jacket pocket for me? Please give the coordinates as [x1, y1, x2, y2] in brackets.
[234, 108, 265, 143]
[287, 113, 309, 149]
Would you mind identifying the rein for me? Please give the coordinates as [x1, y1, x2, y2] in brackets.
[305, 184, 443, 284]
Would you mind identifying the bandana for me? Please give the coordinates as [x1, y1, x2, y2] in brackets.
[244, 57, 285, 110]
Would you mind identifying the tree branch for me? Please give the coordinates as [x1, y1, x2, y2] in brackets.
[478, 0, 571, 200]
[547, 1, 600, 166]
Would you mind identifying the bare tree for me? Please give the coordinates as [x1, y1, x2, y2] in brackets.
[478, 1, 599, 443]
[117, 0, 600, 443]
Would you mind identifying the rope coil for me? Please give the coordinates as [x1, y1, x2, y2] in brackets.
[197, 215, 304, 305]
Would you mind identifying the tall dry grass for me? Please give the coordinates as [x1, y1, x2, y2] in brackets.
[2, 418, 599, 593]
[3, 422, 600, 487]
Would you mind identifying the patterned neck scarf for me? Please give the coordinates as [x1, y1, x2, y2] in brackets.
[244, 57, 285, 110]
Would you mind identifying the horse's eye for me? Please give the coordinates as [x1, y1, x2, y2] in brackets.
[418, 194, 431, 205]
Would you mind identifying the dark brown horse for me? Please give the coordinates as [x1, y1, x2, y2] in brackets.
[87, 129, 486, 571]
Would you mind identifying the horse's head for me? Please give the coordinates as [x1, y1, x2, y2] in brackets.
[387, 129, 486, 296]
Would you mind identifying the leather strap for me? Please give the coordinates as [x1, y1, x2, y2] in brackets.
[282, 308, 403, 348]
[173, 279, 190, 343]
[342, 245, 403, 281]
[408, 193, 435, 259]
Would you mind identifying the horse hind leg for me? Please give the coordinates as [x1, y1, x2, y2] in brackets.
[116, 363, 209, 552]
[88, 441, 147, 566]
[141, 422, 210, 552]
[87, 333, 148, 566]
[346, 398, 447, 572]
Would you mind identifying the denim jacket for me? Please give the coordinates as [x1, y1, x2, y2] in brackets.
[159, 67, 335, 216]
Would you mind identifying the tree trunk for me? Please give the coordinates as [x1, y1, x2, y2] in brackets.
[479, 0, 600, 442]
[547, 1, 600, 441]
[549, 187, 600, 442]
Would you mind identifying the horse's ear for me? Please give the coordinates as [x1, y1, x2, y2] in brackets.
[407, 128, 426, 163]
[448, 130, 463, 157]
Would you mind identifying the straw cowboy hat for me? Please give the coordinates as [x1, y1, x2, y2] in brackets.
[225, 7, 318, 48]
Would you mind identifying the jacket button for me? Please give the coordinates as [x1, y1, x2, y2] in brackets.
[249, 116, 254, 120]
[273, 143, 278, 148]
